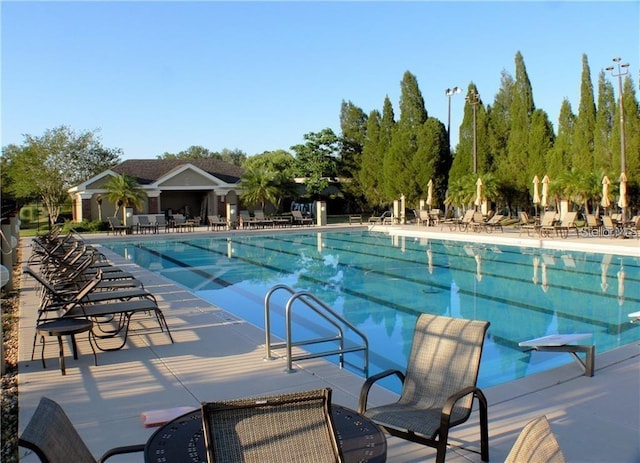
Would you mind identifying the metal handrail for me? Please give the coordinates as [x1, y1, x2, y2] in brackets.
[264, 285, 369, 375]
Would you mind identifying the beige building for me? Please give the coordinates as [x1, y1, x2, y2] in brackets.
[68, 159, 243, 222]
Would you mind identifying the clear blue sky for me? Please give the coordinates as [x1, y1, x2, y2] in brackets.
[2, 1, 638, 160]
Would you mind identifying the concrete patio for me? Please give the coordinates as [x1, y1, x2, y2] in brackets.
[16, 225, 640, 462]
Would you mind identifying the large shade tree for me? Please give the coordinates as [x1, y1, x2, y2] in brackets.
[1, 126, 121, 226]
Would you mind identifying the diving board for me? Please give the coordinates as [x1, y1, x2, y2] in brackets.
[519, 333, 595, 377]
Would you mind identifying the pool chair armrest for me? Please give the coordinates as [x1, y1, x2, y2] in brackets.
[98, 443, 146, 462]
[358, 369, 405, 413]
[441, 385, 488, 427]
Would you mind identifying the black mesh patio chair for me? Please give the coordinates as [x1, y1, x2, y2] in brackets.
[202, 388, 343, 462]
[505, 415, 567, 463]
[358, 313, 490, 463]
[19, 396, 145, 462]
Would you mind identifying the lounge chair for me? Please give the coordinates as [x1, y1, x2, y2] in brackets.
[471, 212, 486, 232]
[254, 209, 274, 228]
[19, 397, 145, 462]
[601, 215, 622, 238]
[202, 388, 342, 463]
[154, 215, 170, 232]
[358, 313, 490, 463]
[107, 216, 129, 235]
[484, 214, 504, 233]
[581, 214, 601, 237]
[207, 215, 227, 231]
[519, 211, 538, 236]
[292, 210, 314, 226]
[548, 211, 579, 239]
[505, 415, 566, 463]
[536, 211, 558, 237]
[239, 210, 260, 229]
[368, 211, 392, 224]
[136, 215, 158, 234]
[456, 209, 475, 232]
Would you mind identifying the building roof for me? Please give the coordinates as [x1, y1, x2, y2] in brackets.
[111, 159, 244, 185]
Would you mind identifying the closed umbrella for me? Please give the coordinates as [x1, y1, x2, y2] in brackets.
[532, 176, 541, 204]
[541, 175, 550, 208]
[601, 176, 611, 209]
[532, 176, 541, 216]
[426, 179, 434, 208]
[475, 178, 483, 208]
[618, 173, 628, 217]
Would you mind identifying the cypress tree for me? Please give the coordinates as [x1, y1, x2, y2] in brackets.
[414, 117, 449, 207]
[339, 100, 368, 210]
[489, 70, 514, 180]
[547, 99, 575, 178]
[594, 71, 616, 174]
[384, 71, 427, 202]
[572, 54, 597, 173]
[360, 110, 384, 209]
[506, 51, 535, 196]
[527, 109, 555, 181]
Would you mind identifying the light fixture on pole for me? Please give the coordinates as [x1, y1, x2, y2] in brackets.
[466, 90, 481, 174]
[445, 87, 462, 145]
[605, 57, 630, 219]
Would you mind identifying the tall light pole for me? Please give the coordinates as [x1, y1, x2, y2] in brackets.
[466, 90, 481, 174]
[605, 57, 629, 175]
[445, 87, 462, 145]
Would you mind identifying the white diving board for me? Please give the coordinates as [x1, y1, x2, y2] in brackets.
[519, 333, 595, 377]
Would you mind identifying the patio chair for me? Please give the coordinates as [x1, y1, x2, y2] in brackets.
[154, 215, 170, 232]
[358, 313, 490, 463]
[292, 209, 314, 226]
[581, 214, 601, 237]
[202, 388, 343, 462]
[107, 216, 129, 235]
[136, 215, 158, 234]
[19, 396, 145, 462]
[207, 215, 227, 231]
[504, 415, 566, 463]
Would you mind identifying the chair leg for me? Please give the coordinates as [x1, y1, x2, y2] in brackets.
[56, 335, 67, 375]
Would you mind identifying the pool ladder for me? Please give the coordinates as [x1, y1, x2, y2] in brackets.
[264, 284, 369, 375]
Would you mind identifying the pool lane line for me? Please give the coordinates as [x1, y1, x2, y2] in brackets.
[134, 242, 234, 288]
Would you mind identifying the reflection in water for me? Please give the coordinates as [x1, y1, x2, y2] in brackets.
[601, 254, 612, 293]
[618, 261, 625, 306]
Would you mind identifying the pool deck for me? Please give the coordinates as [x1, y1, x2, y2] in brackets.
[16, 224, 640, 462]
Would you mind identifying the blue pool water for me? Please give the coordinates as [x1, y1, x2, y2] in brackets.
[102, 230, 640, 391]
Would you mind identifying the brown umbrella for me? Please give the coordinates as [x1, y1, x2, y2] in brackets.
[601, 176, 611, 209]
[426, 179, 434, 208]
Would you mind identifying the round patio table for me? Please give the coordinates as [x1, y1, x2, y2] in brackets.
[145, 404, 386, 462]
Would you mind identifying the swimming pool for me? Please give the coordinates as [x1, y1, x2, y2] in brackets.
[102, 230, 640, 390]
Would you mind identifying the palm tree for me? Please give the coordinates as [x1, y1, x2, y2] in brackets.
[105, 174, 147, 226]
[239, 168, 279, 211]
